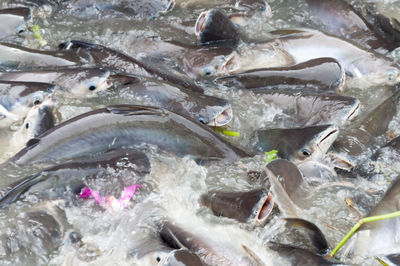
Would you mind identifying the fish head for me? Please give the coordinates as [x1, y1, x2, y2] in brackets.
[17, 100, 54, 141]
[256, 124, 339, 164]
[195, 9, 240, 47]
[348, 57, 400, 87]
[287, 124, 339, 164]
[0, 8, 31, 38]
[128, 237, 173, 265]
[181, 47, 232, 79]
[160, 249, 203, 266]
[24, 88, 54, 109]
[197, 98, 233, 126]
[60, 68, 111, 97]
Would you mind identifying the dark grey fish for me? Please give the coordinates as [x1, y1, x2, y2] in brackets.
[195, 9, 241, 47]
[0, 200, 69, 265]
[0, 68, 111, 97]
[7, 105, 251, 167]
[0, 42, 91, 70]
[0, 148, 150, 207]
[0, 81, 54, 127]
[160, 249, 205, 266]
[306, 0, 397, 51]
[11, 102, 55, 147]
[351, 177, 400, 259]
[0, 7, 30, 39]
[376, 254, 400, 266]
[271, 29, 400, 86]
[267, 243, 341, 265]
[352, 135, 400, 179]
[281, 218, 329, 255]
[200, 188, 274, 225]
[112, 74, 232, 126]
[362, 2, 400, 47]
[333, 89, 400, 156]
[253, 124, 339, 164]
[216, 57, 345, 93]
[127, 237, 175, 265]
[159, 221, 258, 265]
[59, 40, 206, 93]
[252, 91, 360, 127]
[264, 159, 305, 217]
[371, 135, 400, 161]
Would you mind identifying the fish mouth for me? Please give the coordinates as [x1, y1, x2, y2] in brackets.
[97, 71, 112, 92]
[206, 106, 233, 127]
[346, 99, 360, 122]
[256, 192, 274, 224]
[316, 125, 339, 154]
[195, 11, 209, 36]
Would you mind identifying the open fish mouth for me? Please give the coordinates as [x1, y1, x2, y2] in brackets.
[255, 192, 274, 225]
[207, 106, 233, 127]
[195, 11, 209, 36]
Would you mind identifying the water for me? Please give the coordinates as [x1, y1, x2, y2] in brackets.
[0, 0, 400, 265]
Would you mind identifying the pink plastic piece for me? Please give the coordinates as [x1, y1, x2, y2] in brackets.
[79, 184, 141, 211]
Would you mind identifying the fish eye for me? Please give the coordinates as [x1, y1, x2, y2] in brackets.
[301, 149, 311, 157]
[32, 95, 43, 106]
[387, 69, 398, 83]
[202, 66, 214, 76]
[16, 25, 25, 34]
[88, 83, 97, 91]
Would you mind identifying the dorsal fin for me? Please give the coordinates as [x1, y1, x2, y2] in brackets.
[107, 105, 165, 116]
[26, 138, 40, 149]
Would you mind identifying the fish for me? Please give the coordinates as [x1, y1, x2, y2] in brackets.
[221, 42, 295, 75]
[159, 220, 259, 265]
[264, 159, 305, 216]
[160, 248, 204, 266]
[127, 236, 175, 265]
[217, 57, 345, 93]
[0, 200, 69, 265]
[6, 105, 252, 167]
[253, 124, 339, 164]
[349, 176, 400, 261]
[280, 218, 329, 255]
[0, 81, 54, 127]
[195, 9, 241, 47]
[0, 148, 150, 207]
[362, 2, 400, 47]
[333, 89, 400, 156]
[200, 188, 274, 225]
[112, 74, 233, 126]
[0, 68, 111, 97]
[10, 101, 54, 149]
[306, 0, 397, 51]
[267, 243, 341, 265]
[0, 7, 31, 39]
[0, 42, 91, 70]
[270, 29, 400, 86]
[59, 40, 207, 93]
[254, 91, 360, 127]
